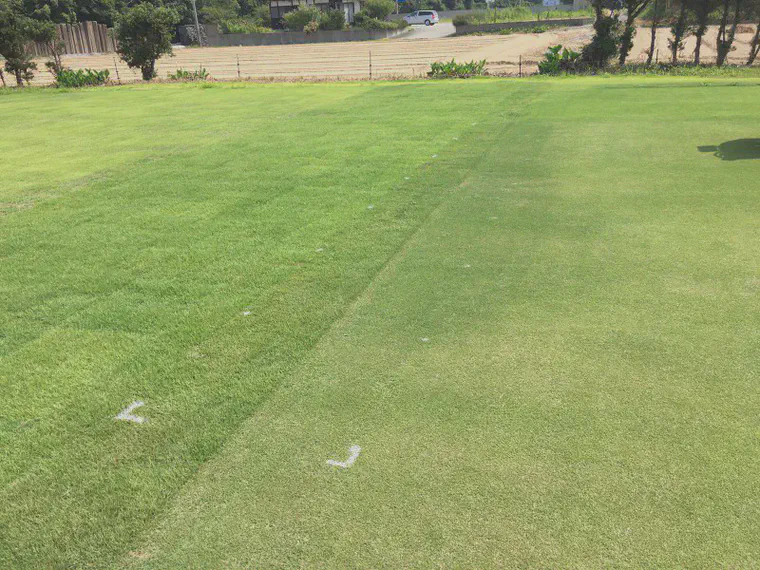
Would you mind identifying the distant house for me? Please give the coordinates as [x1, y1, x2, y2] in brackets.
[270, 0, 362, 26]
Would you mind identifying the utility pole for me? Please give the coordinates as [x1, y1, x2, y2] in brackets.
[190, 0, 203, 46]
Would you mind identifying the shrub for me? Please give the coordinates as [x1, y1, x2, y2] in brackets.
[581, 14, 620, 69]
[303, 19, 319, 33]
[116, 3, 179, 81]
[220, 17, 271, 33]
[429, 59, 487, 78]
[452, 14, 475, 26]
[167, 67, 209, 81]
[363, 0, 395, 20]
[353, 11, 407, 30]
[282, 5, 321, 31]
[319, 9, 346, 30]
[252, 4, 273, 24]
[538, 44, 581, 74]
[55, 68, 110, 87]
[353, 11, 390, 29]
[200, 0, 240, 23]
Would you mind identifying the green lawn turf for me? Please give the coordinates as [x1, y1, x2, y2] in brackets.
[1, 77, 759, 568]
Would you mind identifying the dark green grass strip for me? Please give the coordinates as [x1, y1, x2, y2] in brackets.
[0, 80, 540, 568]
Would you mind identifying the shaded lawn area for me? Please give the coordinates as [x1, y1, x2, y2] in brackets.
[1, 78, 759, 568]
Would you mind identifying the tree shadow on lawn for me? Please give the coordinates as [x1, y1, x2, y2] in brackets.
[698, 139, 760, 161]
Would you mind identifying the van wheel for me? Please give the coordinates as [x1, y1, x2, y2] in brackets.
[424, 19, 431, 25]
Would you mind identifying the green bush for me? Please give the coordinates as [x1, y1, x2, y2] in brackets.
[452, 14, 474, 26]
[282, 5, 321, 31]
[319, 9, 346, 30]
[220, 17, 272, 33]
[538, 44, 581, 74]
[352, 11, 390, 29]
[362, 0, 395, 20]
[167, 67, 209, 81]
[55, 68, 110, 87]
[429, 59, 487, 78]
[581, 14, 620, 68]
[303, 19, 319, 33]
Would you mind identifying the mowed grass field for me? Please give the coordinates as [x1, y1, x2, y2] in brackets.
[1, 77, 759, 568]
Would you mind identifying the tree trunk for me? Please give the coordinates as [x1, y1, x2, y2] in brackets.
[141, 61, 156, 81]
[671, 1, 688, 63]
[14, 69, 24, 87]
[0, 69, 5, 88]
[716, 0, 731, 65]
[749, 18, 760, 64]
[694, 31, 703, 64]
[647, 0, 660, 65]
[719, 0, 743, 65]
[593, 0, 604, 22]
[619, 16, 636, 65]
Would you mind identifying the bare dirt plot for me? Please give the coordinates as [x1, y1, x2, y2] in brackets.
[25, 25, 758, 86]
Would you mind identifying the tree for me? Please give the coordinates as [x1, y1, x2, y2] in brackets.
[0, 0, 38, 86]
[116, 2, 178, 80]
[749, 19, 760, 64]
[75, 0, 119, 26]
[282, 4, 320, 30]
[645, 0, 666, 65]
[668, 0, 691, 63]
[692, 0, 719, 64]
[745, 0, 759, 64]
[32, 18, 66, 74]
[716, 0, 744, 65]
[22, 0, 76, 23]
[619, 0, 653, 64]
[582, 0, 622, 68]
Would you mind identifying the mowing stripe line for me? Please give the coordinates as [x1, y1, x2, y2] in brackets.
[120, 86, 545, 565]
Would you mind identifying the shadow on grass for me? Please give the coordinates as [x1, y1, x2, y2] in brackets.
[698, 139, 760, 161]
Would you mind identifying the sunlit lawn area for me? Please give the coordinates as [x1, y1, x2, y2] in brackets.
[1, 77, 759, 568]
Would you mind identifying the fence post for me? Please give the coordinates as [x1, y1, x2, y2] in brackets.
[369, 50, 372, 80]
[237, 55, 241, 79]
[113, 57, 121, 84]
[519, 54, 522, 78]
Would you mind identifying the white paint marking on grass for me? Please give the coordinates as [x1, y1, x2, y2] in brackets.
[463, 264, 471, 268]
[327, 444, 361, 469]
[242, 311, 252, 316]
[489, 216, 498, 220]
[115, 401, 147, 424]
[367, 205, 375, 210]
[432, 154, 438, 158]
[316, 248, 324, 252]
[404, 177, 410, 180]
[420, 337, 430, 343]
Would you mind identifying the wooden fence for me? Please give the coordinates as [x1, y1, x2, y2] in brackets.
[27, 22, 117, 57]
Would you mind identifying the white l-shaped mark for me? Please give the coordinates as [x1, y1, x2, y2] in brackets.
[327, 444, 361, 468]
[115, 401, 147, 424]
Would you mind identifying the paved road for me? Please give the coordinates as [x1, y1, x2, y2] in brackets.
[400, 22, 456, 40]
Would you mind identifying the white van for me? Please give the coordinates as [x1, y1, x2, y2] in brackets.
[403, 10, 440, 25]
